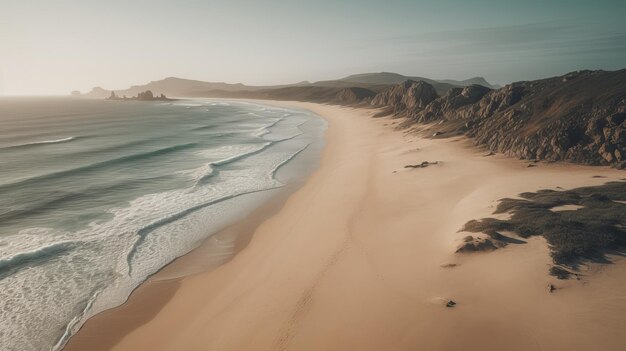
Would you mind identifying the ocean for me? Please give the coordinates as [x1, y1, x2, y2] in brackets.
[0, 97, 326, 351]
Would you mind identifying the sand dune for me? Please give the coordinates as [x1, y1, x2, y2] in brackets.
[66, 102, 626, 351]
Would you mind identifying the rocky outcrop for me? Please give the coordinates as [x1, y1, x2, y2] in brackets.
[413, 84, 492, 122]
[106, 90, 172, 101]
[461, 181, 626, 277]
[371, 80, 438, 114]
[371, 70, 626, 167]
[456, 236, 497, 253]
[335, 87, 377, 103]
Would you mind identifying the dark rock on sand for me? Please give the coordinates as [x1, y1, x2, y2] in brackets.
[549, 266, 572, 280]
[548, 283, 556, 293]
[404, 161, 439, 169]
[440, 263, 458, 268]
[456, 236, 497, 253]
[462, 181, 626, 278]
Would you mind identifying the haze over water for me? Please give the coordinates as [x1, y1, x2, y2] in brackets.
[3, 0, 625, 95]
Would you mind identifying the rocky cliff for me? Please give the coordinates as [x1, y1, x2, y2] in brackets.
[335, 87, 377, 104]
[370, 80, 438, 114]
[370, 70, 626, 167]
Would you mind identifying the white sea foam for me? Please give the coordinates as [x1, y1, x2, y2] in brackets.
[1, 136, 77, 149]
[175, 102, 206, 107]
[0, 100, 325, 351]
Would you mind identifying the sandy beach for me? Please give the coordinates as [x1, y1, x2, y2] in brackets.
[65, 101, 626, 351]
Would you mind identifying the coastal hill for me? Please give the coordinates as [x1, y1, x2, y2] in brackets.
[332, 72, 500, 90]
[85, 77, 259, 99]
[82, 69, 625, 167]
[369, 69, 626, 168]
[106, 90, 173, 101]
[82, 72, 496, 99]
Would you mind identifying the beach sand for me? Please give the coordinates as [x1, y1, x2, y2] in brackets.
[65, 102, 626, 351]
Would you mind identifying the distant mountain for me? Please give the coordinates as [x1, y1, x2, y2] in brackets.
[84, 77, 262, 98]
[82, 72, 497, 99]
[337, 72, 499, 89]
[369, 69, 626, 167]
[438, 77, 500, 89]
[86, 86, 110, 98]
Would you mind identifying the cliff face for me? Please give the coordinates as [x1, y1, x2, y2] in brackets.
[335, 87, 377, 103]
[371, 70, 626, 167]
[370, 80, 438, 114]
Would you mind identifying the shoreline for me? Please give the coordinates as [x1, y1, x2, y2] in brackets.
[63, 184, 297, 351]
[62, 99, 324, 351]
[66, 101, 626, 351]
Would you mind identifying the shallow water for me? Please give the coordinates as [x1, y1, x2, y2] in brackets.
[0, 97, 325, 351]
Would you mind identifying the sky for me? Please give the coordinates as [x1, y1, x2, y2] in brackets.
[1, 0, 625, 95]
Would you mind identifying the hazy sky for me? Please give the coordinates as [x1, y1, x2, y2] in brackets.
[1, 0, 625, 95]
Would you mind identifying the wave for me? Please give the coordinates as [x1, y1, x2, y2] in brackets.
[0, 143, 198, 194]
[211, 142, 273, 167]
[191, 125, 215, 132]
[0, 175, 175, 224]
[193, 131, 305, 187]
[0, 242, 74, 278]
[176, 103, 205, 108]
[209, 134, 301, 168]
[191, 144, 271, 187]
[253, 117, 284, 137]
[0, 99, 326, 351]
[263, 116, 286, 129]
[52, 288, 101, 351]
[192, 165, 217, 187]
[127, 139, 312, 273]
[72, 137, 172, 157]
[127, 145, 313, 272]
[125, 186, 278, 275]
[271, 143, 311, 178]
[1, 136, 78, 150]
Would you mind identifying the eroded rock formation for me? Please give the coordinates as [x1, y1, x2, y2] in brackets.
[370, 69, 626, 167]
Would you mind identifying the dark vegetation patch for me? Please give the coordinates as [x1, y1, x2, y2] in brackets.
[549, 266, 573, 280]
[462, 181, 626, 278]
[455, 235, 498, 253]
